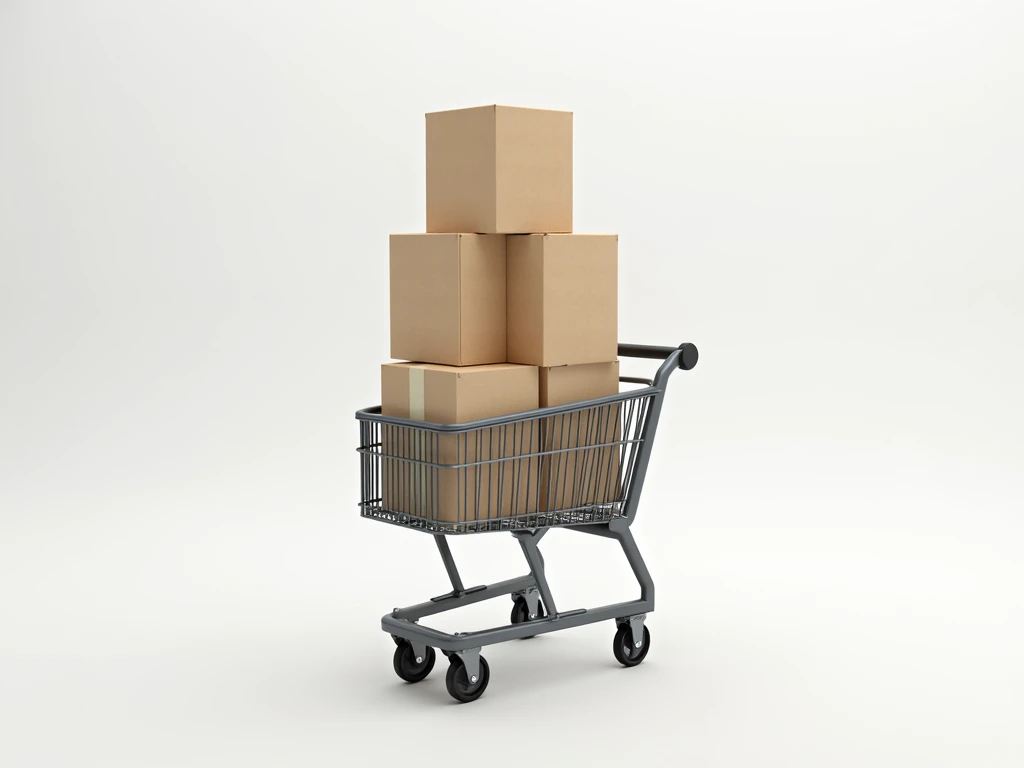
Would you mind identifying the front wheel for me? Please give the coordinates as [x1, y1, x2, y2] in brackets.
[613, 624, 651, 667]
[445, 655, 490, 703]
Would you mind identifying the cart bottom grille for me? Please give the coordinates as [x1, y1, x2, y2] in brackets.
[359, 501, 625, 534]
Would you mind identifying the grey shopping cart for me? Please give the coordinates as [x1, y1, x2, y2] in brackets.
[356, 342, 698, 702]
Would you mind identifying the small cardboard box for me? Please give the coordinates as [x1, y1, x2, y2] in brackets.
[380, 362, 540, 524]
[538, 361, 621, 512]
[507, 234, 618, 367]
[389, 233, 506, 366]
[540, 361, 620, 408]
[426, 105, 573, 234]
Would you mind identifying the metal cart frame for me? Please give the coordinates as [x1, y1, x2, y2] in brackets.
[355, 342, 698, 702]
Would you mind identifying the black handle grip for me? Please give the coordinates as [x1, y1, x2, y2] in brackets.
[618, 343, 699, 371]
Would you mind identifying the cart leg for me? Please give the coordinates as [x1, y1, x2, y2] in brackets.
[568, 519, 654, 605]
[613, 523, 654, 605]
[434, 535, 466, 596]
[515, 531, 558, 617]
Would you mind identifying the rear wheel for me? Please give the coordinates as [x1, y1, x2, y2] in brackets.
[510, 596, 546, 638]
[393, 641, 436, 683]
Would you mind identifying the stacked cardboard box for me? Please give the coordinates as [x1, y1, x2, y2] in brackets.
[382, 105, 621, 523]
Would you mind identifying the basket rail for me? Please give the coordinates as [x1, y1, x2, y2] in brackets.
[355, 343, 697, 432]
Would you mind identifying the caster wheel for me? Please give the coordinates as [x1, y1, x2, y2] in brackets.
[393, 641, 435, 683]
[613, 624, 651, 667]
[445, 655, 490, 703]
[510, 596, 546, 638]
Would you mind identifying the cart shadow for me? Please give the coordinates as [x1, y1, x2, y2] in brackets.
[485, 637, 648, 695]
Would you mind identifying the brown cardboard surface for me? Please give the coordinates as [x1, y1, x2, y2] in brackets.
[537, 361, 621, 512]
[426, 105, 572, 234]
[507, 234, 618, 367]
[389, 233, 506, 366]
[380, 362, 540, 523]
[381, 362, 538, 423]
[539, 361, 620, 407]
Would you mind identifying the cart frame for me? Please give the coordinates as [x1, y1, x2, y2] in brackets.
[355, 342, 698, 700]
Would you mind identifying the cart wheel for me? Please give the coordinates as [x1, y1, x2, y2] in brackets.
[510, 596, 546, 638]
[393, 641, 436, 683]
[445, 655, 490, 703]
[613, 624, 651, 667]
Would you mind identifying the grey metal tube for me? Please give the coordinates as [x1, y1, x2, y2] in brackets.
[566, 521, 654, 604]
[518, 535, 558, 616]
[617, 526, 655, 605]
[434, 535, 465, 594]
[391, 574, 536, 622]
[619, 342, 698, 371]
[383, 598, 654, 651]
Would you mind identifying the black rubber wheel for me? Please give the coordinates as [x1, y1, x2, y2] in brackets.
[613, 624, 651, 667]
[510, 596, 546, 638]
[445, 655, 490, 703]
[393, 641, 436, 683]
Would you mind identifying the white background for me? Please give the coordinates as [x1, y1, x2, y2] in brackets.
[2, 1, 1022, 766]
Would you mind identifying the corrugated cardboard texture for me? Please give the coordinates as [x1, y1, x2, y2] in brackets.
[493, 106, 573, 234]
[507, 234, 618, 367]
[380, 363, 540, 523]
[389, 233, 506, 366]
[425, 106, 496, 234]
[426, 105, 572, 234]
[539, 361, 620, 407]
[381, 362, 537, 423]
[538, 361, 621, 512]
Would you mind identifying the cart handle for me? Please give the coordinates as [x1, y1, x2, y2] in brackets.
[619, 343, 698, 371]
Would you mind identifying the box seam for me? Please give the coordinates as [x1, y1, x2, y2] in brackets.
[539, 235, 546, 367]
[492, 106, 499, 233]
[456, 234, 463, 365]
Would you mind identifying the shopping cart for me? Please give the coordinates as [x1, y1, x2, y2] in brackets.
[356, 342, 698, 702]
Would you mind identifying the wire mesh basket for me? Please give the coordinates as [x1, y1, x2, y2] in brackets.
[357, 389, 656, 534]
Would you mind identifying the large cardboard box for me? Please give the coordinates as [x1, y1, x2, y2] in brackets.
[380, 362, 540, 524]
[507, 234, 618, 367]
[538, 361, 622, 513]
[389, 233, 506, 366]
[426, 105, 573, 234]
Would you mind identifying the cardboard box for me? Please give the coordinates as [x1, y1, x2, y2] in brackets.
[539, 361, 620, 409]
[389, 233, 506, 366]
[426, 105, 573, 234]
[538, 361, 622, 512]
[380, 362, 540, 524]
[507, 234, 618, 367]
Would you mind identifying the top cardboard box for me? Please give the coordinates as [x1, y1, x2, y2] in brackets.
[426, 105, 573, 235]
